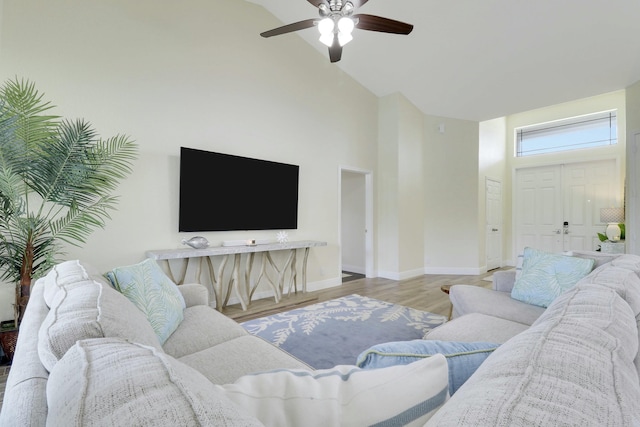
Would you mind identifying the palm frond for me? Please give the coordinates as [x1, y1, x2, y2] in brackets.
[49, 196, 119, 246]
[0, 100, 20, 171]
[0, 168, 26, 221]
[87, 134, 138, 190]
[29, 119, 136, 211]
[28, 118, 97, 206]
[0, 78, 59, 178]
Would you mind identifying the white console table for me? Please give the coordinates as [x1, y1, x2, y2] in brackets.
[146, 240, 327, 311]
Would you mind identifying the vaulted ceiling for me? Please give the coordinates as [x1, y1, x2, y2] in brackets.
[248, 0, 640, 121]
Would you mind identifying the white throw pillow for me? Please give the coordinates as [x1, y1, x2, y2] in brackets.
[218, 355, 449, 427]
[38, 278, 162, 372]
[47, 338, 263, 427]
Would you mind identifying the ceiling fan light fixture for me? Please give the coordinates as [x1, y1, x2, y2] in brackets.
[337, 16, 354, 46]
[319, 32, 335, 47]
[318, 17, 334, 35]
[318, 17, 335, 46]
[338, 32, 353, 46]
[338, 16, 354, 34]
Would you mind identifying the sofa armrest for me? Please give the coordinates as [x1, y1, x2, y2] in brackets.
[492, 270, 517, 292]
[178, 283, 209, 307]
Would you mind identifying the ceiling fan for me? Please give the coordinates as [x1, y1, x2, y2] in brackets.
[260, 0, 414, 63]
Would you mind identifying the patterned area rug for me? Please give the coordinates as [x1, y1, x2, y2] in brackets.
[241, 294, 447, 369]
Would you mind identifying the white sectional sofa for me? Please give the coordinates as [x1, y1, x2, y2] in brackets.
[2, 253, 640, 426]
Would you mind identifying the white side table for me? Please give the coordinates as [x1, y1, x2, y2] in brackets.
[601, 241, 625, 254]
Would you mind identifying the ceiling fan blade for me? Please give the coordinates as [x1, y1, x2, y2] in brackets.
[353, 14, 413, 35]
[307, 0, 369, 7]
[260, 18, 318, 38]
[329, 35, 342, 63]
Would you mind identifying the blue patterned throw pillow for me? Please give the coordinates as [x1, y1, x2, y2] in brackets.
[511, 247, 595, 308]
[106, 258, 186, 344]
[356, 340, 499, 395]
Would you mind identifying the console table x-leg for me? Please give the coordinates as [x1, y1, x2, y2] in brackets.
[146, 240, 326, 311]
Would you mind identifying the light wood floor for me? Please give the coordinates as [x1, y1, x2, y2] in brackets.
[222, 268, 503, 323]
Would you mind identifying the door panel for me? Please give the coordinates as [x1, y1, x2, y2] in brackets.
[562, 160, 618, 251]
[515, 165, 563, 255]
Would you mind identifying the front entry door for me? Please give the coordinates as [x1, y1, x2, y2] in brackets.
[514, 160, 620, 256]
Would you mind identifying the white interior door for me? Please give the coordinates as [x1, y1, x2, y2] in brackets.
[485, 178, 502, 270]
[515, 159, 620, 256]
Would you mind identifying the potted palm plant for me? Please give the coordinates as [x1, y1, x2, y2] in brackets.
[0, 77, 137, 341]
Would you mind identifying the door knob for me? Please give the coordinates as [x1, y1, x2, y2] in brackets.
[492, 228, 498, 232]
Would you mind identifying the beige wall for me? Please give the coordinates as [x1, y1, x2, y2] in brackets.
[423, 116, 481, 273]
[376, 95, 401, 276]
[377, 94, 483, 278]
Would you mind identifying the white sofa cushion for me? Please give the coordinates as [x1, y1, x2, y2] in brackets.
[577, 257, 640, 372]
[218, 354, 449, 427]
[163, 305, 248, 358]
[426, 281, 640, 426]
[42, 259, 109, 307]
[38, 277, 162, 372]
[47, 338, 264, 427]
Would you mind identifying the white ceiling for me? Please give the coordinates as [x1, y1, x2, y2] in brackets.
[247, 0, 640, 122]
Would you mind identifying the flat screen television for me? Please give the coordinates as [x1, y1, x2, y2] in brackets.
[179, 147, 299, 232]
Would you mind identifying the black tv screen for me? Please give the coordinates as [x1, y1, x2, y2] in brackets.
[179, 147, 299, 232]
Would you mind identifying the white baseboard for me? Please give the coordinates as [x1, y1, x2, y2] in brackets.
[306, 277, 341, 292]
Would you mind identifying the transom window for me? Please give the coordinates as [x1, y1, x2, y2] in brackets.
[516, 110, 617, 157]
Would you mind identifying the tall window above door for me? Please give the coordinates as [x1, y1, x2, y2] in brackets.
[516, 110, 617, 157]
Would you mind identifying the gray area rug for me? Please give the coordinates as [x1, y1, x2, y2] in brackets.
[241, 294, 447, 369]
